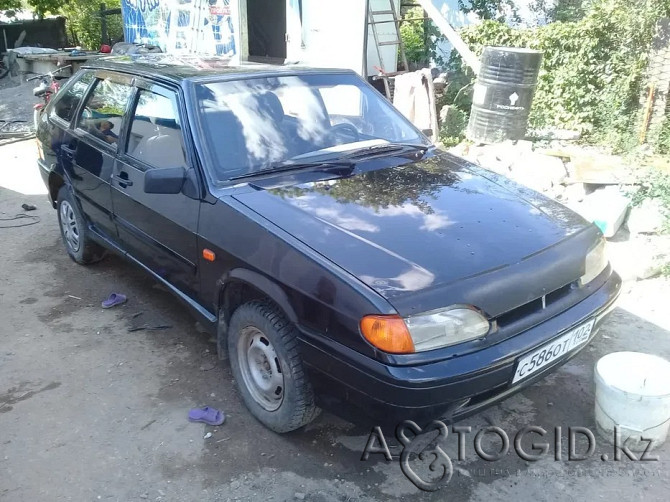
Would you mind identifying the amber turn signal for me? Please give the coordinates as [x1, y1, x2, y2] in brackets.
[360, 315, 415, 354]
[202, 249, 216, 262]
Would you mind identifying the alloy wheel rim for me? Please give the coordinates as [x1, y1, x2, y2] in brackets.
[238, 326, 284, 411]
[60, 200, 80, 253]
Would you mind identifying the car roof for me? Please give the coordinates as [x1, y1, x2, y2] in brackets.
[82, 54, 356, 85]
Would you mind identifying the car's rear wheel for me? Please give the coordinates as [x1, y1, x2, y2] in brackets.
[227, 300, 320, 432]
[57, 186, 105, 265]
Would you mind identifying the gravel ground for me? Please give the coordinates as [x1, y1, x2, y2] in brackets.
[2, 139, 670, 501]
[0, 75, 40, 140]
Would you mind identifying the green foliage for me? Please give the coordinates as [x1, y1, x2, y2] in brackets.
[399, 7, 428, 65]
[62, 0, 123, 49]
[454, 0, 670, 152]
[530, 0, 587, 23]
[655, 119, 670, 155]
[0, 0, 63, 18]
[28, 0, 63, 17]
[439, 105, 468, 146]
[631, 170, 670, 211]
[399, 7, 445, 67]
[1, 0, 123, 49]
[458, 0, 517, 21]
[0, 0, 21, 12]
[630, 168, 670, 242]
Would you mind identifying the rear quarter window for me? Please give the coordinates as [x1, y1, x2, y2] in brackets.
[52, 72, 94, 123]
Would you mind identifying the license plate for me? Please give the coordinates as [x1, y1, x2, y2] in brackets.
[512, 319, 595, 384]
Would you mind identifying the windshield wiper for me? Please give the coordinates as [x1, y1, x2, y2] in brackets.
[229, 159, 355, 181]
[341, 143, 428, 160]
[228, 143, 428, 182]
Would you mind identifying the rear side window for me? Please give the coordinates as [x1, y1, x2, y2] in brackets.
[52, 72, 94, 123]
[126, 89, 187, 170]
[77, 78, 133, 148]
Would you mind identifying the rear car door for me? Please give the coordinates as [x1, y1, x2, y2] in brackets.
[110, 83, 200, 298]
[65, 73, 134, 239]
[39, 71, 94, 205]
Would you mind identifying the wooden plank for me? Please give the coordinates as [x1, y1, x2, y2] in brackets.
[565, 155, 637, 185]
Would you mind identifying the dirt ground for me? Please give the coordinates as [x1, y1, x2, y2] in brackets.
[0, 76, 37, 138]
[1, 139, 670, 501]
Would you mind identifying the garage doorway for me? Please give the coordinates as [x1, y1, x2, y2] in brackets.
[247, 0, 287, 61]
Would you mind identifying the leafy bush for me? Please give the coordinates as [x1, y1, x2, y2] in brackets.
[400, 7, 431, 66]
[452, 0, 670, 151]
[655, 118, 670, 155]
[62, 0, 123, 49]
[632, 170, 670, 210]
[439, 105, 468, 146]
[399, 7, 446, 68]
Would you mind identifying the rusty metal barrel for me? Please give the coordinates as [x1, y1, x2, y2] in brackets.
[467, 46, 543, 143]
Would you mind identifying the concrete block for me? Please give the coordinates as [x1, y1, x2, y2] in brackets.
[570, 186, 630, 238]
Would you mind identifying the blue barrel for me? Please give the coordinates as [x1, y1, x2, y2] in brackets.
[467, 47, 543, 143]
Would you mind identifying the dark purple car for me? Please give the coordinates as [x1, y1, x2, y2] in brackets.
[36, 56, 620, 432]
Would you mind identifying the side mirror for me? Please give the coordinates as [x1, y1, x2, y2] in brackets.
[144, 167, 185, 194]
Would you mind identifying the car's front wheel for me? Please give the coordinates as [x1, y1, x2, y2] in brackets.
[57, 186, 105, 265]
[227, 300, 320, 433]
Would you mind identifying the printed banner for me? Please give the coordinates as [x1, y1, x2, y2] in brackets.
[121, 0, 239, 59]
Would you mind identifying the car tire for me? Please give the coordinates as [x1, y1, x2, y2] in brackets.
[227, 300, 320, 433]
[56, 185, 106, 265]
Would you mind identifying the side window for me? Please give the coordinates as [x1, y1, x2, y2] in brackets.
[126, 89, 187, 170]
[77, 78, 133, 148]
[52, 72, 94, 123]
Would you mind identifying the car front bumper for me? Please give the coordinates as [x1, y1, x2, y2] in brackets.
[299, 270, 621, 424]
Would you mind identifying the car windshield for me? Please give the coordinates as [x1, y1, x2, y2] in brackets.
[194, 73, 430, 182]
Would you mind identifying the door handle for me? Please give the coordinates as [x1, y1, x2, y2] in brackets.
[61, 145, 75, 159]
[113, 172, 133, 188]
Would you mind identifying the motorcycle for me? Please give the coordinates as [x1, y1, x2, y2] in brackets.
[28, 65, 72, 130]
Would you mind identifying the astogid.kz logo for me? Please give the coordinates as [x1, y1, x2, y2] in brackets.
[361, 421, 660, 492]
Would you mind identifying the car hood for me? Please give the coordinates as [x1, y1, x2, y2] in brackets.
[232, 153, 599, 317]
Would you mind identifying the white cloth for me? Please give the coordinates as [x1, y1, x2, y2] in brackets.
[392, 69, 438, 140]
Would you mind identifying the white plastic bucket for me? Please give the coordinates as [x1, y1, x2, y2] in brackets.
[595, 351, 670, 451]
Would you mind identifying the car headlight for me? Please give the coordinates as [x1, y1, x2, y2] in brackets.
[405, 308, 490, 351]
[580, 239, 608, 286]
[360, 307, 490, 354]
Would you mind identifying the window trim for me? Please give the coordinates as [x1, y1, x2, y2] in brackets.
[120, 84, 190, 173]
[73, 76, 136, 154]
[48, 70, 95, 128]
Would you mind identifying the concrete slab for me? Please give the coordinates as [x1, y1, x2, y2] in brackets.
[570, 187, 630, 238]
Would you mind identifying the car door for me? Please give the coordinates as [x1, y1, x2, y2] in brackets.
[40, 71, 94, 205]
[110, 82, 200, 298]
[64, 73, 134, 239]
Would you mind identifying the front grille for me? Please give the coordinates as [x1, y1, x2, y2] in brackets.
[495, 282, 574, 328]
